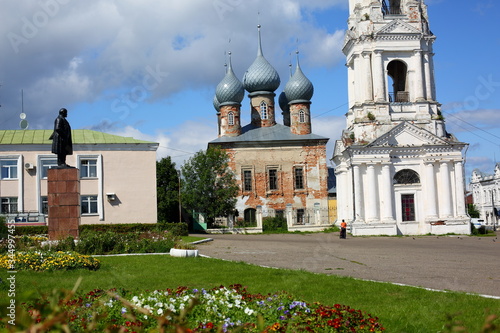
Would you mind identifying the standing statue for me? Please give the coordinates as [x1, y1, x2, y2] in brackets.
[49, 108, 73, 167]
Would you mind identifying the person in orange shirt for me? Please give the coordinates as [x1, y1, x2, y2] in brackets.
[340, 219, 347, 239]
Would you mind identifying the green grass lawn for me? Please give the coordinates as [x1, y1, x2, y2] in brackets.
[2, 255, 499, 332]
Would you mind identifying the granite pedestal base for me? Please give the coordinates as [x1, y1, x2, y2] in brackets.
[47, 168, 80, 240]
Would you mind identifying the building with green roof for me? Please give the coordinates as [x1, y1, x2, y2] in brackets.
[0, 129, 158, 225]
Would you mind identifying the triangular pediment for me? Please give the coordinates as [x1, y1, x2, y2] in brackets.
[375, 19, 421, 35]
[367, 122, 449, 148]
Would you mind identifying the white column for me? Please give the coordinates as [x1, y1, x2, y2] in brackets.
[439, 162, 452, 217]
[454, 160, 466, 217]
[362, 52, 373, 102]
[347, 62, 355, 108]
[353, 164, 363, 221]
[256, 205, 263, 229]
[429, 53, 437, 101]
[425, 161, 438, 219]
[413, 50, 425, 101]
[381, 164, 394, 221]
[372, 50, 385, 102]
[314, 203, 321, 225]
[353, 54, 363, 104]
[286, 204, 293, 228]
[366, 164, 378, 221]
[423, 52, 433, 101]
[335, 168, 345, 222]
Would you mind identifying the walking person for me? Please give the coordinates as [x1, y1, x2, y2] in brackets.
[340, 219, 347, 239]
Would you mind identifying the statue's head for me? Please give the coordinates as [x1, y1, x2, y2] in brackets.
[59, 108, 68, 117]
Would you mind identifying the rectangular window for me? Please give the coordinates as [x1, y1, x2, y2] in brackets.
[297, 209, 305, 225]
[41, 159, 58, 178]
[1, 160, 18, 179]
[268, 168, 278, 191]
[41, 196, 48, 215]
[243, 169, 252, 191]
[294, 167, 304, 190]
[80, 159, 98, 178]
[401, 194, 415, 221]
[1, 197, 18, 214]
[81, 195, 98, 214]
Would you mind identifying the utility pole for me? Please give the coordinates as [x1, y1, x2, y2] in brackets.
[177, 169, 182, 222]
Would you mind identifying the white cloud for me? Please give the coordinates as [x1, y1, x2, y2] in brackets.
[0, 0, 347, 130]
[108, 119, 216, 167]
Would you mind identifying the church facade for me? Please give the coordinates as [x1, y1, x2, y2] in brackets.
[332, 0, 470, 235]
[209, 26, 330, 231]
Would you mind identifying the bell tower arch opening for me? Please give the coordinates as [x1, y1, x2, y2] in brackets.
[387, 60, 408, 102]
[382, 0, 402, 15]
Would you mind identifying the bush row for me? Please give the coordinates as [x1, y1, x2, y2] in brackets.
[6, 222, 188, 237]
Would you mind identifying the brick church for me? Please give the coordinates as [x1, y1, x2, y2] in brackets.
[209, 25, 330, 231]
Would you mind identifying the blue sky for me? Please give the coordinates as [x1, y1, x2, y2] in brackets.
[1, 0, 499, 183]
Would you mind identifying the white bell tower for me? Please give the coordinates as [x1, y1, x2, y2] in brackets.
[344, 0, 444, 142]
[333, 0, 470, 236]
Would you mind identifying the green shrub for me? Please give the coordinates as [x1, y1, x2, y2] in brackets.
[0, 216, 6, 239]
[79, 222, 188, 237]
[14, 225, 48, 236]
[235, 219, 257, 228]
[263, 216, 288, 232]
[157, 221, 189, 236]
[470, 223, 488, 235]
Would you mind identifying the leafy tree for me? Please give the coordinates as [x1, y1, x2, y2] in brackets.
[157, 157, 181, 222]
[467, 203, 480, 218]
[181, 147, 239, 225]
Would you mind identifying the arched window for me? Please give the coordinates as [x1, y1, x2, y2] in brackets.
[260, 101, 268, 120]
[387, 60, 408, 102]
[299, 109, 306, 123]
[228, 111, 234, 126]
[244, 208, 256, 223]
[393, 169, 420, 185]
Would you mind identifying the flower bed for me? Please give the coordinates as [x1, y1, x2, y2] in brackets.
[0, 251, 100, 271]
[17, 285, 384, 332]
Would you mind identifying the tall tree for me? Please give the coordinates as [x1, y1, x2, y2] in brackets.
[181, 147, 238, 225]
[157, 156, 181, 222]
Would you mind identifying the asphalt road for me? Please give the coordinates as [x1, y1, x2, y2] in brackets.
[196, 232, 500, 298]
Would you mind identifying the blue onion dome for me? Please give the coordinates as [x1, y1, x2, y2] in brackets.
[284, 52, 314, 103]
[243, 25, 281, 93]
[213, 95, 221, 111]
[278, 91, 289, 112]
[215, 52, 244, 105]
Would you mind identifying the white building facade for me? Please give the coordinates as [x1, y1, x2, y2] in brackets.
[332, 0, 469, 235]
[470, 165, 500, 229]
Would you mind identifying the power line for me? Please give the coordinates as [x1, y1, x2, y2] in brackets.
[158, 145, 196, 155]
[443, 110, 500, 141]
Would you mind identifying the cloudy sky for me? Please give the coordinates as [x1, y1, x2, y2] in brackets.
[1, 0, 499, 182]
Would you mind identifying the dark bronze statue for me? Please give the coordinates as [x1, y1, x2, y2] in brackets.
[49, 108, 73, 167]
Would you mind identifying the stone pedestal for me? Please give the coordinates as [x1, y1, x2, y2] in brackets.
[47, 168, 80, 240]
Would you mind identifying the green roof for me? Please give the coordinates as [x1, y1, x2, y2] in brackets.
[0, 130, 157, 145]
